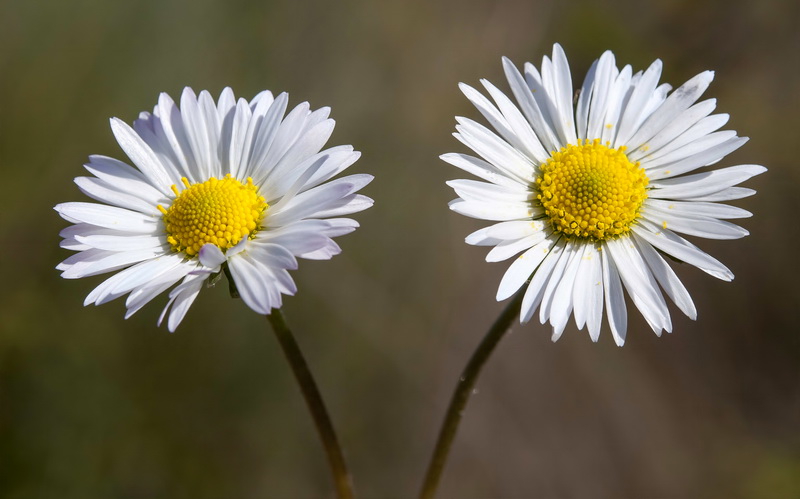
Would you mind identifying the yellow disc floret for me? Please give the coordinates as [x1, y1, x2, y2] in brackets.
[536, 139, 648, 241]
[157, 175, 267, 257]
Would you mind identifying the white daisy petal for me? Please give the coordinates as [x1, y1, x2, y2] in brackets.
[486, 230, 550, 262]
[575, 58, 598, 139]
[446, 179, 532, 204]
[198, 243, 226, 268]
[628, 99, 719, 161]
[87, 254, 189, 305]
[228, 98, 253, 179]
[572, 244, 599, 329]
[247, 242, 299, 271]
[57, 88, 370, 330]
[649, 164, 766, 199]
[110, 118, 175, 193]
[155, 93, 195, 178]
[258, 102, 312, 179]
[244, 92, 288, 179]
[615, 59, 663, 147]
[133, 118, 184, 188]
[250, 90, 275, 110]
[110, 256, 192, 300]
[479, 80, 549, 162]
[319, 218, 360, 237]
[643, 83, 672, 123]
[217, 87, 236, 118]
[584, 245, 604, 341]
[446, 45, 762, 344]
[520, 238, 565, 323]
[642, 205, 749, 240]
[180, 88, 214, 180]
[59, 223, 132, 240]
[288, 171, 372, 216]
[216, 88, 236, 167]
[303, 106, 332, 131]
[584, 51, 617, 140]
[162, 274, 208, 332]
[55, 202, 159, 233]
[548, 43, 578, 146]
[645, 134, 747, 180]
[60, 239, 91, 251]
[536, 56, 559, 133]
[606, 238, 671, 335]
[262, 118, 335, 193]
[633, 235, 697, 320]
[85, 261, 156, 306]
[626, 71, 714, 151]
[125, 263, 195, 318]
[225, 233, 249, 257]
[310, 194, 374, 218]
[455, 118, 535, 182]
[296, 239, 342, 260]
[74, 176, 161, 215]
[258, 219, 331, 237]
[300, 147, 362, 193]
[599, 65, 632, 145]
[75, 233, 166, 251]
[439, 153, 525, 189]
[687, 186, 756, 202]
[228, 255, 272, 315]
[448, 199, 532, 221]
[459, 83, 520, 154]
[645, 199, 752, 219]
[601, 247, 627, 346]
[267, 155, 328, 210]
[61, 248, 163, 279]
[267, 181, 357, 226]
[502, 57, 560, 153]
[83, 155, 167, 206]
[547, 241, 583, 341]
[268, 266, 298, 296]
[538, 239, 574, 326]
[636, 113, 729, 164]
[55, 248, 113, 273]
[633, 221, 733, 281]
[133, 111, 183, 180]
[486, 220, 546, 240]
[198, 91, 221, 169]
[496, 237, 557, 301]
[464, 226, 504, 246]
[258, 230, 332, 258]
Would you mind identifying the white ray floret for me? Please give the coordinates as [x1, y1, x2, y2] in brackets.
[445, 44, 765, 345]
[56, 88, 372, 331]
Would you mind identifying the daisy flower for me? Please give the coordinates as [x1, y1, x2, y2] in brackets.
[445, 44, 765, 345]
[56, 88, 373, 331]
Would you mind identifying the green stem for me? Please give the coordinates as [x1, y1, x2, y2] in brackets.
[222, 263, 239, 299]
[267, 310, 355, 499]
[419, 289, 525, 499]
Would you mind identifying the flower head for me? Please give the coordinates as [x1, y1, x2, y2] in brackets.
[445, 44, 765, 345]
[56, 88, 373, 331]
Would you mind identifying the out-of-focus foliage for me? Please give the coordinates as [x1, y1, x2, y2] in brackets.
[1, 0, 797, 497]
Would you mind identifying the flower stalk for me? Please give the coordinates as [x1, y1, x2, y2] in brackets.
[419, 289, 525, 499]
[267, 310, 355, 499]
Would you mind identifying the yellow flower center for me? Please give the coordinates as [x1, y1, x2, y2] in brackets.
[535, 139, 648, 241]
[157, 175, 267, 257]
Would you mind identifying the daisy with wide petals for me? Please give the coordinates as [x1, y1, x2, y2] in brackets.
[445, 44, 765, 345]
[56, 88, 373, 331]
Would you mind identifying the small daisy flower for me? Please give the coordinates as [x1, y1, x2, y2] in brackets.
[445, 44, 765, 345]
[56, 88, 373, 331]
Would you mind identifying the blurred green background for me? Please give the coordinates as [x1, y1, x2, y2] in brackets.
[1, 0, 798, 497]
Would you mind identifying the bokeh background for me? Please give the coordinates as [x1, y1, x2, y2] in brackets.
[1, 0, 798, 497]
